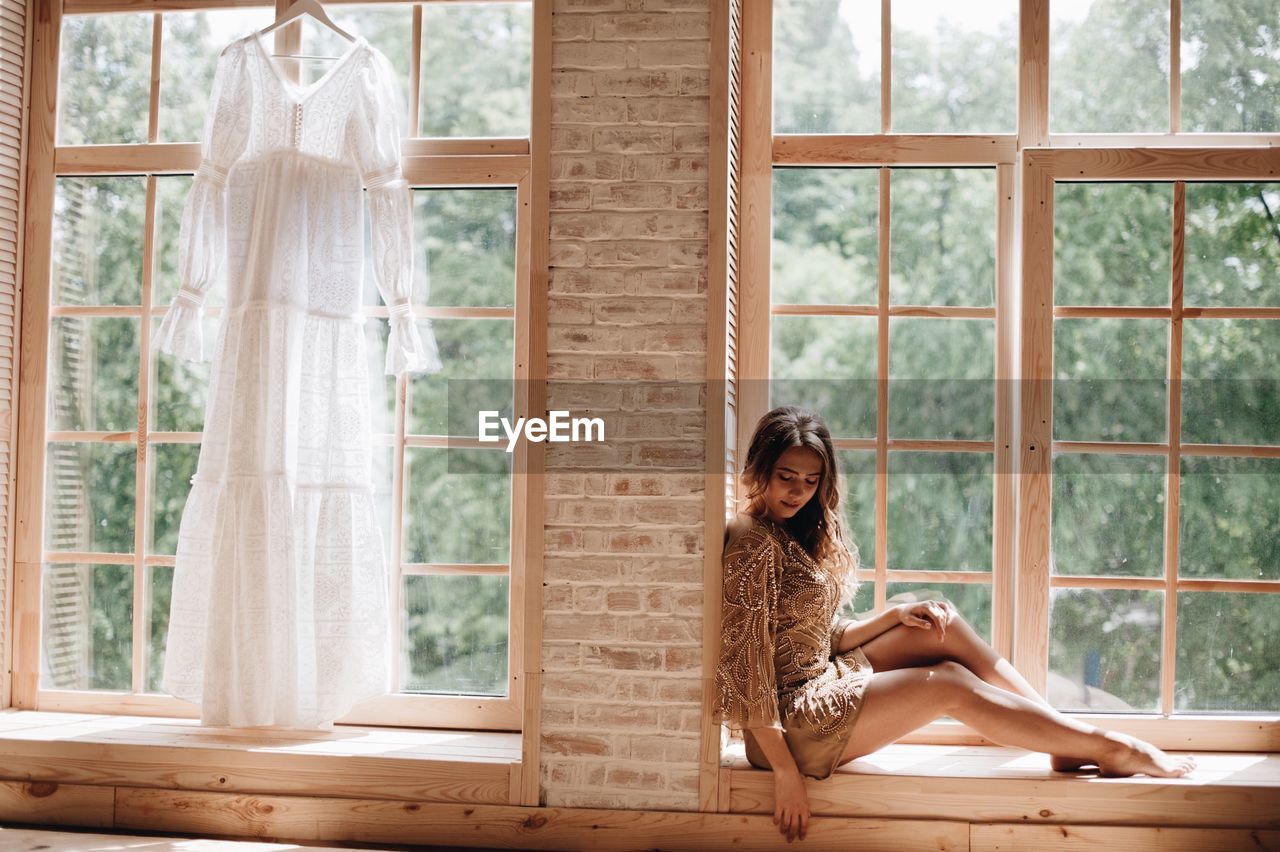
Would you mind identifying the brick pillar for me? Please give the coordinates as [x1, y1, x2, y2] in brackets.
[541, 0, 711, 810]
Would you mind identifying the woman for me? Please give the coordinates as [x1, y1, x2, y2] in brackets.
[715, 405, 1195, 843]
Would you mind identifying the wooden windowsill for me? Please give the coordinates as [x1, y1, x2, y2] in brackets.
[720, 740, 1280, 829]
[0, 709, 521, 805]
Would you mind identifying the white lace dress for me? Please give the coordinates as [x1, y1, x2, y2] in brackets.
[153, 32, 442, 728]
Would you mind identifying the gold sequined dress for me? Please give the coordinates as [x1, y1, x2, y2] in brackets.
[715, 512, 874, 780]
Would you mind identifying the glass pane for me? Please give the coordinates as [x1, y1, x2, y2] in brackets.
[837, 450, 876, 572]
[1180, 456, 1280, 581]
[44, 442, 136, 554]
[885, 582, 992, 644]
[1050, 0, 1169, 132]
[772, 168, 879, 306]
[58, 14, 152, 145]
[1185, 183, 1280, 308]
[41, 563, 133, 691]
[770, 316, 877, 439]
[403, 574, 509, 695]
[1176, 592, 1280, 713]
[1052, 453, 1164, 577]
[888, 452, 992, 572]
[1049, 588, 1162, 713]
[1181, 1, 1280, 133]
[890, 169, 995, 307]
[1054, 183, 1172, 307]
[158, 10, 275, 142]
[145, 565, 173, 693]
[153, 175, 192, 308]
[773, 0, 879, 134]
[1182, 319, 1280, 445]
[49, 317, 140, 432]
[419, 2, 531, 137]
[418, 189, 517, 309]
[1053, 318, 1167, 444]
[302, 4, 413, 92]
[151, 317, 215, 433]
[408, 319, 515, 436]
[846, 579, 876, 620]
[53, 177, 146, 306]
[148, 443, 199, 556]
[891, 1, 1016, 132]
[403, 447, 510, 564]
[889, 318, 994, 441]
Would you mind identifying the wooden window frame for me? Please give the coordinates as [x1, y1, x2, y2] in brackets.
[12, 0, 549, 749]
[727, 0, 1280, 751]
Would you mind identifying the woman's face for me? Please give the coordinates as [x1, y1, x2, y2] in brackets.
[758, 446, 823, 523]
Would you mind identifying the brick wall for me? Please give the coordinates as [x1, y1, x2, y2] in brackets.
[540, 0, 711, 810]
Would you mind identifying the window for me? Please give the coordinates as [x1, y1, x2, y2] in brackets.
[740, 0, 1279, 746]
[19, 1, 537, 731]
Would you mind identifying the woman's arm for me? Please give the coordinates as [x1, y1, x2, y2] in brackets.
[831, 604, 905, 655]
[748, 726, 810, 842]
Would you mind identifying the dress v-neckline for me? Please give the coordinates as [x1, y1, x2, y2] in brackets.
[250, 29, 368, 103]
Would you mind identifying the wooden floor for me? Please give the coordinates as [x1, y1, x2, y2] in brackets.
[0, 826, 399, 851]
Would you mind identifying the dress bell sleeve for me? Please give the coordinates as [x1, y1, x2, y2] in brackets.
[715, 529, 785, 732]
[153, 42, 249, 362]
[352, 50, 442, 377]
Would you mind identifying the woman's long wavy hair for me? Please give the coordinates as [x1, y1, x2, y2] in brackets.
[740, 405, 861, 609]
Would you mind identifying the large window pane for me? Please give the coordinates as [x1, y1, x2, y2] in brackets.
[1176, 592, 1280, 713]
[837, 450, 876, 572]
[888, 452, 992, 572]
[419, 2, 531, 137]
[1049, 588, 1162, 712]
[418, 189, 518, 309]
[1182, 319, 1280, 446]
[772, 168, 879, 306]
[889, 318, 994, 441]
[773, 0, 879, 134]
[1054, 183, 1172, 307]
[771, 316, 877, 439]
[146, 565, 173, 693]
[403, 447, 510, 564]
[41, 563, 133, 691]
[53, 177, 146, 306]
[158, 10, 275, 142]
[1053, 318, 1167, 444]
[403, 574, 509, 695]
[1180, 456, 1280, 581]
[890, 169, 995, 307]
[151, 317, 215, 434]
[1052, 453, 1165, 578]
[44, 442, 136, 555]
[1185, 183, 1280, 308]
[49, 317, 140, 433]
[1181, 0, 1280, 133]
[1050, 0, 1169, 132]
[148, 443, 199, 556]
[58, 14, 152, 145]
[408, 319, 514, 436]
[890, 1, 1016, 132]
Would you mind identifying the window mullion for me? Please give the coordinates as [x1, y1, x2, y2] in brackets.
[1161, 180, 1187, 715]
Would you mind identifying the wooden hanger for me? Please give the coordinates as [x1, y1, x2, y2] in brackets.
[254, 0, 356, 61]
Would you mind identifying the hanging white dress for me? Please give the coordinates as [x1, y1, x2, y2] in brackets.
[153, 32, 441, 728]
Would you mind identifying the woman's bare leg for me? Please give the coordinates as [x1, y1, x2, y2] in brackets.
[836, 662, 1194, 778]
[858, 619, 1162, 772]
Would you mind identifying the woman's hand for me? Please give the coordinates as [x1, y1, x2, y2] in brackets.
[897, 599, 955, 642]
[772, 770, 810, 842]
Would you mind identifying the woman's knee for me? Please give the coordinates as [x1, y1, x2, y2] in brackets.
[924, 660, 983, 707]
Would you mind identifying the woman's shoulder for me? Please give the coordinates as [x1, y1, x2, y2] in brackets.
[724, 512, 778, 554]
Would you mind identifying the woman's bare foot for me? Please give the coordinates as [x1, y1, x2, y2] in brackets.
[1096, 733, 1196, 778]
[1050, 755, 1095, 772]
